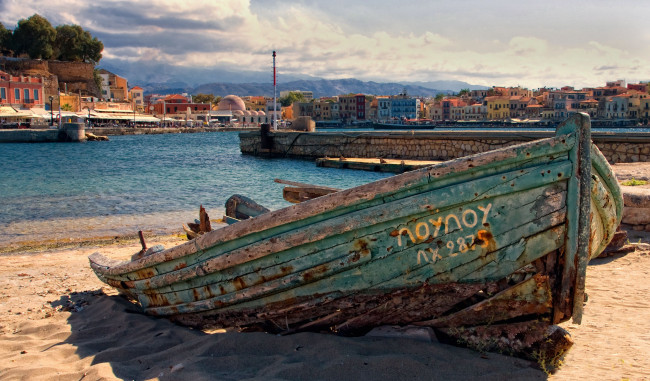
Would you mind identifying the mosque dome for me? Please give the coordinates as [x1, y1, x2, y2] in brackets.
[217, 95, 246, 112]
[233, 110, 245, 116]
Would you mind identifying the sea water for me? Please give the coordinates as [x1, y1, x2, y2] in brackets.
[0, 131, 391, 246]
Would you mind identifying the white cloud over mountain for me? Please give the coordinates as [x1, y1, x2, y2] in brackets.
[1, 0, 649, 89]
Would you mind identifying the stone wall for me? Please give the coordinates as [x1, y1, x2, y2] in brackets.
[240, 131, 650, 164]
[0, 57, 99, 97]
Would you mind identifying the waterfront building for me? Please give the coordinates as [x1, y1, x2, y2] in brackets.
[312, 99, 336, 121]
[355, 94, 367, 120]
[339, 94, 357, 123]
[265, 99, 281, 124]
[98, 69, 128, 101]
[640, 97, 650, 124]
[147, 94, 210, 125]
[577, 99, 598, 119]
[329, 101, 340, 121]
[129, 86, 144, 112]
[293, 102, 314, 119]
[508, 96, 531, 119]
[243, 96, 267, 113]
[377, 96, 390, 121]
[604, 95, 629, 119]
[464, 103, 487, 120]
[59, 92, 81, 112]
[0, 71, 45, 109]
[367, 97, 378, 121]
[449, 99, 467, 121]
[485, 96, 509, 120]
[389, 91, 419, 120]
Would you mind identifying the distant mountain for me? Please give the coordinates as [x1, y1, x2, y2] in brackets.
[98, 58, 487, 97]
[403, 80, 489, 92]
[98, 58, 317, 89]
[192, 79, 456, 98]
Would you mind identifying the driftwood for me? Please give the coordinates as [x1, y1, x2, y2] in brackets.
[274, 178, 340, 203]
[183, 205, 212, 240]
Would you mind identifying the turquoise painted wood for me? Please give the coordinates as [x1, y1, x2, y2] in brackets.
[89, 113, 623, 344]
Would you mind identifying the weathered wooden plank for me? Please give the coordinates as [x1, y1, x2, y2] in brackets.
[143, 198, 567, 315]
[120, 179, 565, 302]
[415, 274, 552, 328]
[282, 186, 339, 203]
[274, 178, 341, 191]
[101, 159, 574, 286]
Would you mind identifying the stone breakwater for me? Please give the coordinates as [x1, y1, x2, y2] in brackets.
[240, 130, 650, 164]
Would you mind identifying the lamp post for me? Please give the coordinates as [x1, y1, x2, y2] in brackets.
[49, 96, 54, 126]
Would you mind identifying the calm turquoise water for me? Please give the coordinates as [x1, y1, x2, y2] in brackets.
[0, 132, 391, 246]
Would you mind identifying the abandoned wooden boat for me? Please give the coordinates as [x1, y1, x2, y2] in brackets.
[89, 113, 622, 359]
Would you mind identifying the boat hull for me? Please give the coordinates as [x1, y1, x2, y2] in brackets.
[90, 113, 622, 356]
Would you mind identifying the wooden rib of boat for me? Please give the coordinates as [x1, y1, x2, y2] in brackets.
[89, 113, 622, 361]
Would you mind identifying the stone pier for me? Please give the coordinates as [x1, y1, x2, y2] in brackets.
[240, 130, 650, 164]
[0, 123, 86, 143]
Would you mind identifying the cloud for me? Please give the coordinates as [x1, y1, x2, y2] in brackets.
[1, 0, 649, 89]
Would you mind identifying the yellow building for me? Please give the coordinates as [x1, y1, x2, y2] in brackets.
[485, 96, 510, 120]
[58, 93, 81, 112]
[243, 96, 268, 113]
[639, 95, 650, 122]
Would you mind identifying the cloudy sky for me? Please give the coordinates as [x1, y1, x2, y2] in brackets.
[1, 0, 649, 89]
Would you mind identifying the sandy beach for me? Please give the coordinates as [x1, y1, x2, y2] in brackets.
[1, 164, 650, 380]
[0, 232, 648, 380]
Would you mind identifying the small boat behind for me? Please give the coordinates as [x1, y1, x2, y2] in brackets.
[89, 113, 622, 363]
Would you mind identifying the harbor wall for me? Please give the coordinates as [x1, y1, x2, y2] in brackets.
[240, 130, 650, 164]
[0, 123, 86, 143]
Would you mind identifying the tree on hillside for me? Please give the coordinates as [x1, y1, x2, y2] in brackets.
[193, 93, 215, 104]
[54, 24, 103, 64]
[435, 93, 444, 102]
[0, 23, 12, 56]
[93, 69, 103, 92]
[11, 14, 56, 59]
[458, 88, 470, 96]
[279, 91, 306, 107]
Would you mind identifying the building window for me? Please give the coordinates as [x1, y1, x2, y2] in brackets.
[24, 89, 29, 101]
[33, 89, 39, 101]
[15, 88, 20, 100]
[0, 88, 5, 99]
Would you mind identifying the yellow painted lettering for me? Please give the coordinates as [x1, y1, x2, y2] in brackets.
[445, 214, 463, 234]
[462, 209, 478, 228]
[478, 203, 492, 224]
[417, 250, 429, 264]
[397, 227, 416, 247]
[429, 217, 442, 237]
[427, 247, 442, 262]
[415, 222, 430, 241]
